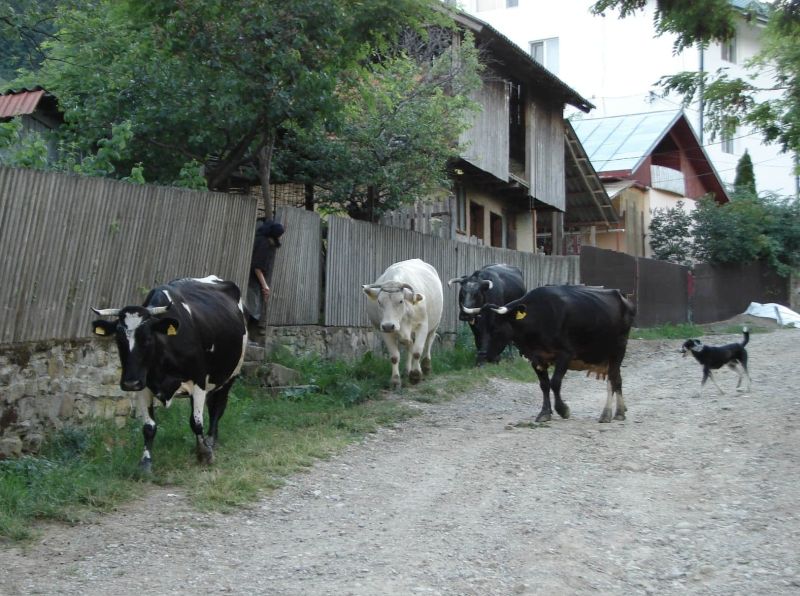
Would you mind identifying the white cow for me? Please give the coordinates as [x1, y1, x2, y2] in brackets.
[363, 259, 443, 388]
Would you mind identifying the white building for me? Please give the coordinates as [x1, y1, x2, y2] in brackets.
[458, 0, 798, 197]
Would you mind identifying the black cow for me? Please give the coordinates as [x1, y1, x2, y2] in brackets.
[448, 264, 526, 365]
[464, 285, 635, 423]
[91, 275, 248, 471]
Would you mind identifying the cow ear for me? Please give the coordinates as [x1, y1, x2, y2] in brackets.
[363, 285, 380, 300]
[513, 305, 527, 320]
[92, 320, 116, 337]
[412, 293, 424, 305]
[152, 318, 180, 337]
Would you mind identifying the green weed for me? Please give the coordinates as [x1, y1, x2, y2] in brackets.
[0, 330, 496, 542]
[630, 323, 706, 340]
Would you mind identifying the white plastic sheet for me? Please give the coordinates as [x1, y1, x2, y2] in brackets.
[744, 302, 800, 328]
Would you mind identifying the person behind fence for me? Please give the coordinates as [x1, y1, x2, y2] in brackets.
[246, 218, 285, 338]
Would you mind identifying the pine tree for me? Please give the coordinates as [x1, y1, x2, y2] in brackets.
[733, 150, 756, 197]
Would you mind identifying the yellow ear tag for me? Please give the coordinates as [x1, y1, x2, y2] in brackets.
[515, 311, 527, 320]
[94, 326, 106, 335]
[167, 324, 178, 336]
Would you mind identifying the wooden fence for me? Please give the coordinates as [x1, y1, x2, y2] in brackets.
[10, 167, 784, 347]
[580, 246, 789, 326]
[324, 216, 579, 333]
[264, 205, 323, 326]
[0, 167, 257, 345]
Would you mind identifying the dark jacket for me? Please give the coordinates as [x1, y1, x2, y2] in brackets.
[250, 220, 284, 283]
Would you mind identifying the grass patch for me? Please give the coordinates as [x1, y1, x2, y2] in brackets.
[631, 321, 773, 340]
[630, 323, 706, 340]
[1, 326, 517, 542]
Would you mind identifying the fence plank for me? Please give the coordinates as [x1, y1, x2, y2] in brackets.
[0, 167, 257, 345]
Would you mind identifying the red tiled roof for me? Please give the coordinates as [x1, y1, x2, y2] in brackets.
[0, 89, 46, 118]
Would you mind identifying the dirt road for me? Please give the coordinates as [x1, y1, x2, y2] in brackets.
[2, 327, 799, 595]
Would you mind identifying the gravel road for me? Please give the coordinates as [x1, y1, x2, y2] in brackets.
[1, 327, 799, 595]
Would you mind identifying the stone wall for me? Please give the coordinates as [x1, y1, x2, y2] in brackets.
[0, 339, 130, 458]
[258, 325, 457, 360]
[0, 325, 458, 458]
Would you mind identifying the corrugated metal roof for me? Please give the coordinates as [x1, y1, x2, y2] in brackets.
[570, 110, 682, 174]
[0, 88, 46, 119]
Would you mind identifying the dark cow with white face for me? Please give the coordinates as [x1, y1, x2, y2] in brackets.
[91, 275, 248, 471]
[464, 285, 635, 423]
[448, 264, 525, 365]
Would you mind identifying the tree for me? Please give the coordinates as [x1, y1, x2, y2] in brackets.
[648, 200, 694, 265]
[17, 0, 445, 215]
[280, 29, 481, 221]
[733, 150, 757, 196]
[690, 196, 767, 264]
[0, 0, 59, 82]
[591, 1, 800, 167]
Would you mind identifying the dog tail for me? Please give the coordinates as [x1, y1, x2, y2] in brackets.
[741, 326, 750, 347]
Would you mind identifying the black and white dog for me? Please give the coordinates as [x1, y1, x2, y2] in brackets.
[681, 327, 751, 396]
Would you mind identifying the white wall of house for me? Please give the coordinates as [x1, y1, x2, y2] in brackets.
[458, 0, 798, 197]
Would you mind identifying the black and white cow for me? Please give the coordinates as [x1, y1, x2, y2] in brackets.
[91, 275, 248, 471]
[447, 264, 525, 365]
[464, 285, 635, 423]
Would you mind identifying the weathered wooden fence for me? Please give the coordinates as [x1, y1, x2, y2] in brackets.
[580, 246, 789, 326]
[325, 216, 579, 333]
[264, 205, 323, 326]
[0, 167, 257, 345]
[4, 166, 788, 347]
[692, 261, 788, 324]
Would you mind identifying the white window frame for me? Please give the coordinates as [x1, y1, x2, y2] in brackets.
[529, 37, 560, 75]
[721, 36, 736, 63]
[455, 184, 467, 232]
[721, 129, 735, 154]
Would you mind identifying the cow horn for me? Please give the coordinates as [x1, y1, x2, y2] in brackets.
[147, 305, 170, 315]
[400, 283, 415, 293]
[461, 306, 482, 315]
[447, 276, 467, 287]
[489, 306, 509, 314]
[91, 307, 121, 316]
[481, 280, 494, 291]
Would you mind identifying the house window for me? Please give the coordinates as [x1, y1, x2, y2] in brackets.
[455, 183, 467, 232]
[721, 36, 736, 63]
[469, 201, 485, 242]
[721, 128, 735, 154]
[529, 37, 560, 75]
[476, 0, 504, 10]
[490, 212, 503, 247]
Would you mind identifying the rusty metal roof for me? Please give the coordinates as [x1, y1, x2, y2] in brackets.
[0, 88, 46, 119]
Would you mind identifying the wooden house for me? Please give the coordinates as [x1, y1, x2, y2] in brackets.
[0, 87, 62, 163]
[445, 11, 618, 255]
[571, 110, 730, 257]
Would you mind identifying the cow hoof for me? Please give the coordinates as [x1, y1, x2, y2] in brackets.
[196, 438, 215, 465]
[555, 403, 570, 419]
[197, 450, 215, 465]
[421, 358, 432, 375]
[598, 408, 613, 423]
[535, 412, 552, 422]
[614, 411, 626, 421]
[409, 369, 422, 384]
[390, 377, 401, 389]
[139, 458, 153, 474]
